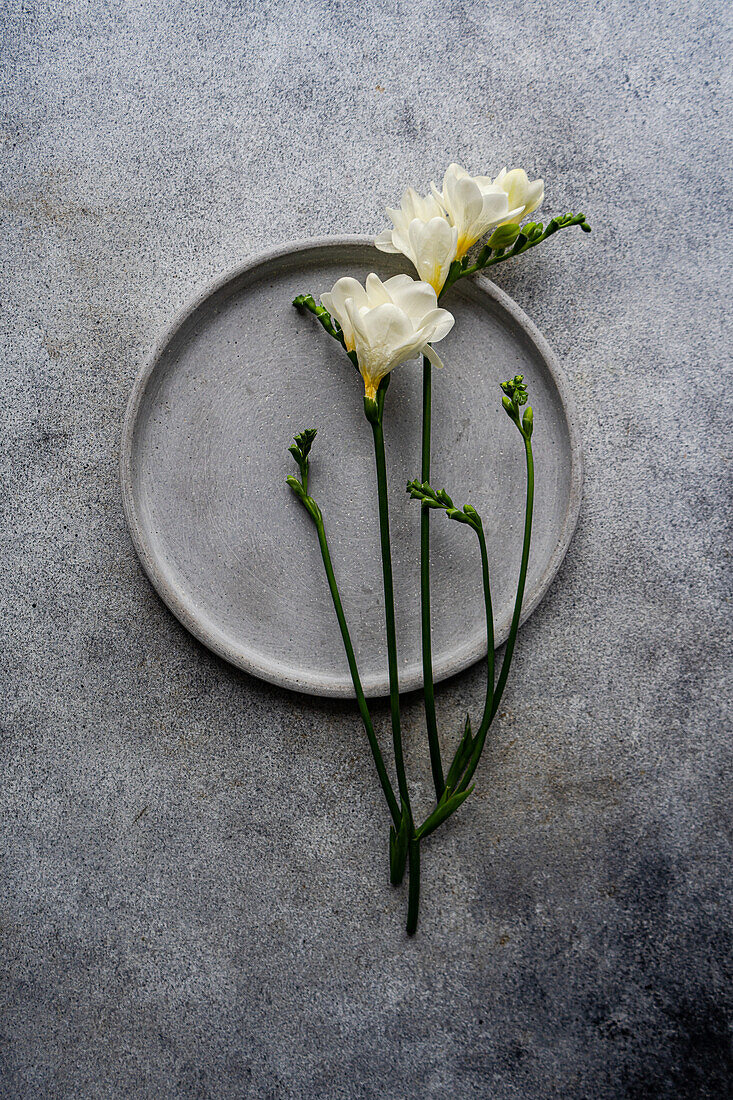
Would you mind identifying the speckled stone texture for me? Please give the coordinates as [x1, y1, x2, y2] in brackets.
[1, 1, 730, 1097]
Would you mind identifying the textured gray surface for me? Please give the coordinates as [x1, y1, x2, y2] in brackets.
[121, 238, 582, 696]
[1, 0, 731, 1097]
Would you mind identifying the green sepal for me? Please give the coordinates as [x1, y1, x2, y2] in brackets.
[292, 427, 317, 460]
[444, 714, 475, 793]
[501, 375, 534, 437]
[488, 223, 521, 250]
[286, 474, 321, 524]
[389, 800, 410, 885]
[406, 479, 483, 531]
[416, 785, 475, 840]
[286, 474, 305, 498]
[475, 243, 492, 268]
[446, 507, 473, 525]
[441, 258, 464, 294]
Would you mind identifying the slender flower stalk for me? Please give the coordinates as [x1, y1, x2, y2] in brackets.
[420, 353, 444, 800]
[406, 836, 420, 935]
[315, 516, 403, 822]
[364, 381, 410, 812]
[457, 399, 534, 793]
[407, 374, 535, 824]
[286, 430, 400, 827]
[476, 523, 495, 730]
[365, 380, 422, 932]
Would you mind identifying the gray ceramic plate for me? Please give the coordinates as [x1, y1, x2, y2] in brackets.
[121, 237, 582, 698]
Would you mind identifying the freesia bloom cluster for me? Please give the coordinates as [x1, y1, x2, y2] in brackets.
[312, 163, 544, 403]
[376, 163, 544, 293]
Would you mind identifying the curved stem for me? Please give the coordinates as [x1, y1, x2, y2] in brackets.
[314, 515, 401, 827]
[441, 215, 589, 296]
[491, 435, 534, 720]
[472, 523, 495, 744]
[420, 354, 445, 800]
[370, 416, 410, 813]
[457, 434, 534, 793]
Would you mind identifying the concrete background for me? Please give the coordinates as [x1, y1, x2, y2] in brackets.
[1, 0, 731, 1096]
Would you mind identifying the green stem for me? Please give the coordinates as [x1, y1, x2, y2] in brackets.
[406, 836, 420, 935]
[491, 434, 535, 720]
[441, 215, 589, 297]
[313, 515, 401, 828]
[420, 354, 444, 800]
[476, 523, 495, 739]
[457, 434, 534, 793]
[371, 403, 422, 931]
[370, 414, 410, 812]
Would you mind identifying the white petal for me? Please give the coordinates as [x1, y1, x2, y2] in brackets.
[470, 189, 510, 238]
[407, 217, 458, 293]
[385, 271, 438, 320]
[365, 272, 392, 306]
[423, 343, 445, 370]
[523, 179, 544, 216]
[430, 180, 447, 210]
[351, 301, 417, 388]
[500, 168, 530, 211]
[343, 297, 368, 347]
[390, 227, 417, 267]
[452, 176, 485, 234]
[443, 163, 468, 191]
[326, 276, 369, 314]
[374, 228, 400, 253]
[382, 273, 423, 301]
[321, 290, 353, 349]
[415, 306, 455, 344]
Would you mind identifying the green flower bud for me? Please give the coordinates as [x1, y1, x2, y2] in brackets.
[522, 406, 534, 437]
[488, 223, 522, 249]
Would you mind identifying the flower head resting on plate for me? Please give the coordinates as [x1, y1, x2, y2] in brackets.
[320, 273, 454, 402]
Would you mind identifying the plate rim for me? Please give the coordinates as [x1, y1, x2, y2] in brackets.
[120, 234, 583, 697]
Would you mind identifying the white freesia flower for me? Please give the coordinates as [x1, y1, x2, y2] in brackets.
[374, 187, 458, 294]
[320, 272, 454, 400]
[494, 167, 544, 226]
[431, 163, 524, 259]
